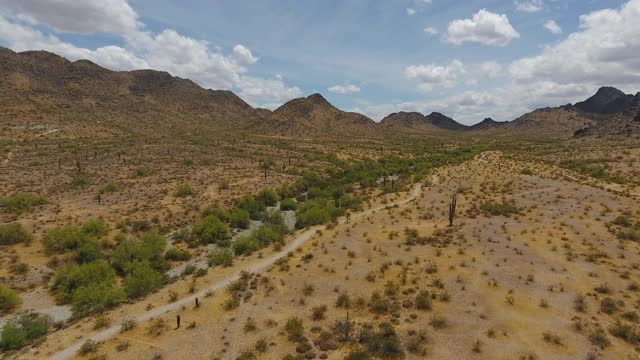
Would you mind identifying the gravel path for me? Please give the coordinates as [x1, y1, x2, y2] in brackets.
[49, 183, 422, 360]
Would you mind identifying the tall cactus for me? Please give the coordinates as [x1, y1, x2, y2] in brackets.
[448, 193, 457, 227]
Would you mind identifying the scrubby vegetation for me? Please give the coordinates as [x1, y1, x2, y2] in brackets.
[0, 223, 31, 245]
[0, 313, 49, 351]
[0, 193, 47, 214]
[0, 284, 21, 313]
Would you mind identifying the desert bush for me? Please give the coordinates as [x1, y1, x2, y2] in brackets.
[368, 291, 391, 314]
[44, 226, 90, 253]
[111, 230, 168, 274]
[164, 248, 191, 261]
[296, 199, 344, 228]
[81, 219, 109, 238]
[0, 285, 21, 313]
[239, 195, 267, 220]
[311, 305, 327, 320]
[285, 317, 305, 342]
[175, 183, 194, 197]
[52, 260, 125, 316]
[589, 328, 611, 349]
[359, 322, 403, 358]
[280, 198, 297, 211]
[480, 201, 519, 217]
[608, 320, 640, 344]
[233, 236, 261, 256]
[0, 313, 49, 351]
[345, 351, 372, 360]
[208, 248, 234, 267]
[0, 223, 31, 245]
[257, 190, 279, 207]
[123, 261, 166, 298]
[600, 297, 619, 315]
[0, 193, 46, 214]
[201, 206, 230, 222]
[191, 215, 230, 246]
[229, 208, 251, 229]
[74, 239, 103, 264]
[415, 290, 432, 311]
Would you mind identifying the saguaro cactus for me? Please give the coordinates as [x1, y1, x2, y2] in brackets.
[448, 193, 457, 227]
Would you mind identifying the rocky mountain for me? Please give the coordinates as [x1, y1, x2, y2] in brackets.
[1, 47, 639, 139]
[268, 94, 378, 136]
[573, 86, 635, 114]
[505, 107, 596, 134]
[574, 96, 640, 138]
[380, 111, 468, 131]
[468, 118, 503, 131]
[0, 47, 267, 138]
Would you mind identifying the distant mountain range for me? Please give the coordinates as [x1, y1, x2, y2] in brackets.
[1, 47, 638, 139]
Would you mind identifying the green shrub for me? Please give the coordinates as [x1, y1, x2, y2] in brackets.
[0, 193, 46, 214]
[284, 317, 305, 342]
[296, 199, 344, 228]
[239, 195, 266, 220]
[44, 225, 89, 253]
[0, 322, 27, 350]
[175, 183, 194, 197]
[0, 223, 31, 245]
[52, 260, 119, 304]
[0, 285, 21, 313]
[0, 313, 50, 350]
[415, 290, 432, 311]
[111, 230, 167, 274]
[619, 227, 640, 242]
[74, 239, 103, 264]
[71, 175, 91, 189]
[165, 248, 191, 261]
[280, 198, 297, 211]
[192, 215, 230, 245]
[480, 202, 519, 217]
[359, 322, 403, 358]
[71, 282, 125, 317]
[81, 219, 109, 238]
[257, 190, 279, 207]
[208, 248, 234, 267]
[233, 236, 261, 256]
[44, 219, 108, 253]
[201, 206, 230, 222]
[229, 208, 251, 229]
[123, 261, 165, 298]
[345, 351, 372, 360]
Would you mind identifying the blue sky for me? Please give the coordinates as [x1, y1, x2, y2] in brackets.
[1, 0, 638, 124]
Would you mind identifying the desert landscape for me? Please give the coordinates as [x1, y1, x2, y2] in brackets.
[2, 1, 640, 359]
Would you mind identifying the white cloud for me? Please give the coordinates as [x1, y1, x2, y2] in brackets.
[480, 61, 502, 78]
[509, 0, 640, 86]
[232, 45, 258, 66]
[424, 27, 438, 35]
[328, 84, 361, 94]
[515, 0, 543, 13]
[0, 1, 301, 107]
[543, 20, 562, 34]
[404, 60, 465, 92]
[237, 76, 302, 107]
[406, 8, 417, 16]
[445, 9, 520, 47]
[0, 0, 139, 34]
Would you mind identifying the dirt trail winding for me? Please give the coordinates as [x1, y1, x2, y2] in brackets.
[49, 183, 423, 360]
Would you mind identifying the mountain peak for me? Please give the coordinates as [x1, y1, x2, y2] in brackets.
[574, 86, 628, 114]
[595, 86, 625, 97]
[306, 93, 331, 106]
